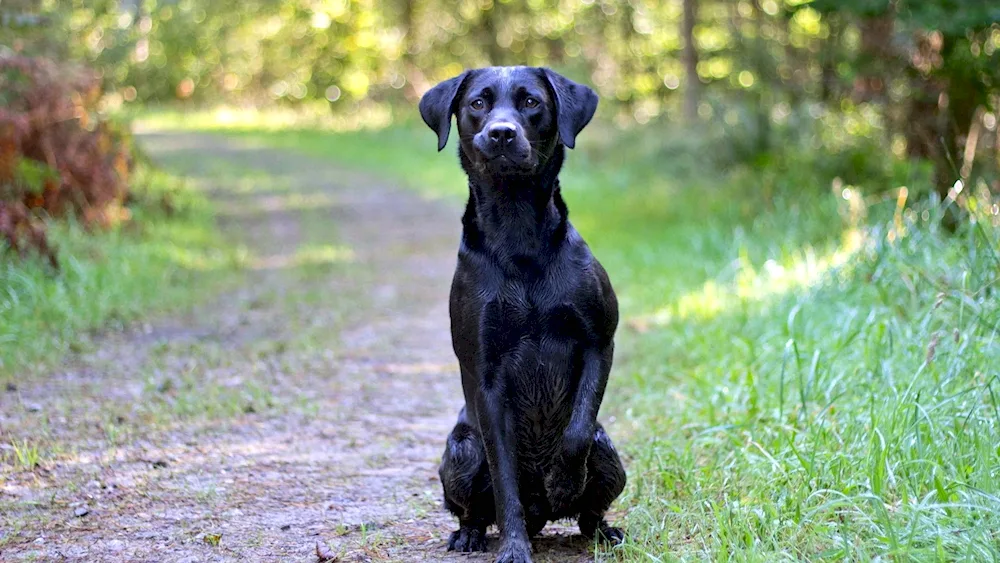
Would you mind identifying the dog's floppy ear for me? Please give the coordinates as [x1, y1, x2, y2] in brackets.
[541, 68, 599, 149]
[419, 71, 470, 151]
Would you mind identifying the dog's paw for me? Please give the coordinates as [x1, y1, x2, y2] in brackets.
[579, 515, 626, 545]
[595, 524, 626, 545]
[544, 462, 587, 515]
[494, 538, 533, 563]
[447, 526, 487, 552]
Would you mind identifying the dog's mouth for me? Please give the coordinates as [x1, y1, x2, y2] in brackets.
[481, 151, 535, 173]
[487, 154, 522, 164]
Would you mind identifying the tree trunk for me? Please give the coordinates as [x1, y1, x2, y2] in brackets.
[399, 0, 418, 99]
[855, 14, 894, 105]
[904, 33, 966, 199]
[820, 18, 841, 103]
[480, 4, 504, 66]
[750, 0, 770, 153]
[681, 0, 700, 123]
[903, 32, 984, 229]
[617, 0, 637, 111]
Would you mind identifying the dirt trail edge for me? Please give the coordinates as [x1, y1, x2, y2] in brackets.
[1, 132, 601, 562]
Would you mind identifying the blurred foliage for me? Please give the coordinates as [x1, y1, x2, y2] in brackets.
[2, 0, 998, 202]
[1, 54, 135, 264]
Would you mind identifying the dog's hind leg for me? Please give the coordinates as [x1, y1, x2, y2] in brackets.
[576, 423, 626, 544]
[440, 407, 494, 552]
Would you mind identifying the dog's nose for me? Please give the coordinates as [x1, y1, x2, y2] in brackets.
[487, 123, 517, 146]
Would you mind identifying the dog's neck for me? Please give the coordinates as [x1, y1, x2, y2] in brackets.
[459, 146, 569, 264]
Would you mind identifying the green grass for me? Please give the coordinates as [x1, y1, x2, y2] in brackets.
[0, 166, 240, 381]
[138, 111, 1000, 561]
[8, 439, 42, 470]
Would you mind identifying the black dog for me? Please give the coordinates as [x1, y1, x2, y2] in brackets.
[420, 66, 626, 563]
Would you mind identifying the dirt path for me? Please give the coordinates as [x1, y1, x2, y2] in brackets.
[0, 133, 604, 562]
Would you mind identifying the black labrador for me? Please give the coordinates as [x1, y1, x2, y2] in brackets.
[419, 66, 626, 563]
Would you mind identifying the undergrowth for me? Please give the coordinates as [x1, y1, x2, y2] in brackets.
[0, 166, 239, 380]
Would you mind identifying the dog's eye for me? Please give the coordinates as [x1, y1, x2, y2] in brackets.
[524, 97, 539, 109]
[470, 99, 486, 111]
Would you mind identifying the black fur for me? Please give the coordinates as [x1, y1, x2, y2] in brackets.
[420, 66, 626, 563]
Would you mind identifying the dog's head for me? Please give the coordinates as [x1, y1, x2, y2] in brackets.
[419, 66, 598, 176]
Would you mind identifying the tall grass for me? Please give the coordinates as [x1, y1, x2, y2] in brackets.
[0, 168, 238, 380]
[617, 199, 999, 561]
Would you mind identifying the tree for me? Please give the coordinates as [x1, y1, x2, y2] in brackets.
[812, 0, 1000, 205]
[681, 0, 700, 123]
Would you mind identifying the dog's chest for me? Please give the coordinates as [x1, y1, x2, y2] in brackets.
[480, 277, 590, 363]
[479, 279, 589, 444]
[509, 331, 578, 458]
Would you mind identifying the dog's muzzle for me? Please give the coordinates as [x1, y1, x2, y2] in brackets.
[473, 121, 533, 169]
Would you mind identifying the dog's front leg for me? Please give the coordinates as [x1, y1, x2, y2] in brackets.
[546, 346, 612, 514]
[476, 382, 532, 563]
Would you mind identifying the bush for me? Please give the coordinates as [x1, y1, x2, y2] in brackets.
[0, 54, 134, 266]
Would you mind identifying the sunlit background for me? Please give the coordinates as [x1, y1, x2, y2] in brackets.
[5, 1, 999, 207]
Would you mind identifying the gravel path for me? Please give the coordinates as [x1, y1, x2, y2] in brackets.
[0, 132, 607, 562]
